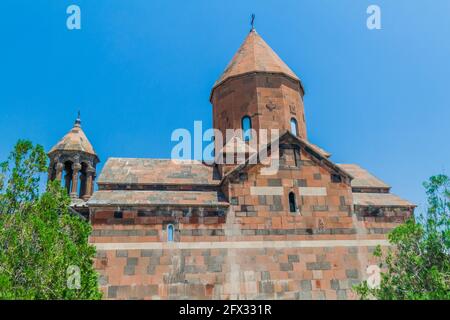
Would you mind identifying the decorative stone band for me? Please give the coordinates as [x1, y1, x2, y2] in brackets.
[250, 186, 284, 195]
[94, 239, 389, 251]
[298, 187, 327, 196]
[249, 187, 328, 196]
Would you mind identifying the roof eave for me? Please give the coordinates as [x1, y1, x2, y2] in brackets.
[87, 202, 229, 208]
[47, 149, 100, 163]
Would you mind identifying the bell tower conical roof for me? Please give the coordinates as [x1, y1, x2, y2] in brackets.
[212, 29, 301, 94]
[48, 114, 97, 159]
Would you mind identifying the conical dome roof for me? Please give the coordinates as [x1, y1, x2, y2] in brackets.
[212, 29, 300, 91]
[48, 116, 97, 157]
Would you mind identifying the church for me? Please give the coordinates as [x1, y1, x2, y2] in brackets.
[47, 27, 415, 300]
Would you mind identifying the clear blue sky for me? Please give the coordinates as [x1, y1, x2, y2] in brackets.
[1, 0, 449, 212]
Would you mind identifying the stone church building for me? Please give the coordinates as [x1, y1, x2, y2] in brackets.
[47, 28, 415, 299]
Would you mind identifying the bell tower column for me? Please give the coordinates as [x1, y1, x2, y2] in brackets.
[55, 162, 64, 181]
[70, 162, 82, 198]
[83, 166, 96, 201]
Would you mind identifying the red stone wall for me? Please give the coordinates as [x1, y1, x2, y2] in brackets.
[89, 147, 413, 300]
[94, 245, 380, 300]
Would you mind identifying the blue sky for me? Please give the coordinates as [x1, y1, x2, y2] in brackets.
[0, 0, 449, 211]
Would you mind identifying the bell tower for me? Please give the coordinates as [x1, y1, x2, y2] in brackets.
[47, 113, 99, 201]
[210, 28, 307, 156]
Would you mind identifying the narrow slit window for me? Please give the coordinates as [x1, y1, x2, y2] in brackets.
[294, 148, 300, 167]
[289, 192, 297, 213]
[167, 224, 174, 242]
[331, 174, 342, 183]
[242, 116, 252, 141]
[290, 118, 298, 136]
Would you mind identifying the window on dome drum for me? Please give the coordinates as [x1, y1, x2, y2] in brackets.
[114, 211, 123, 219]
[288, 192, 297, 213]
[290, 118, 298, 136]
[241, 116, 252, 141]
[167, 224, 174, 242]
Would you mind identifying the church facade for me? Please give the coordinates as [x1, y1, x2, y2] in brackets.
[47, 29, 415, 300]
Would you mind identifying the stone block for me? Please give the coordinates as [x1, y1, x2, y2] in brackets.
[98, 274, 108, 286]
[346, 269, 359, 279]
[124, 266, 135, 275]
[296, 291, 312, 300]
[268, 179, 282, 186]
[116, 250, 128, 258]
[280, 263, 293, 271]
[147, 265, 156, 275]
[300, 280, 312, 290]
[261, 271, 271, 281]
[259, 281, 274, 294]
[330, 279, 340, 290]
[207, 264, 222, 273]
[337, 290, 347, 300]
[306, 262, 331, 270]
[126, 257, 138, 266]
[258, 195, 266, 205]
[108, 286, 118, 298]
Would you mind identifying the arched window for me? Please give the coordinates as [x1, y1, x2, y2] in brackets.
[241, 116, 252, 141]
[289, 192, 297, 213]
[167, 224, 174, 242]
[290, 118, 298, 136]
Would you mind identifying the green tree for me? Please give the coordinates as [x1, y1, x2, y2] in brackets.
[0, 140, 102, 299]
[354, 175, 450, 300]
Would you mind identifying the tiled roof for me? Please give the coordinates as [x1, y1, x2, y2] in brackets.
[301, 138, 331, 158]
[352, 192, 415, 207]
[88, 190, 228, 207]
[97, 158, 220, 186]
[213, 29, 300, 90]
[218, 135, 258, 154]
[49, 118, 97, 156]
[337, 164, 390, 189]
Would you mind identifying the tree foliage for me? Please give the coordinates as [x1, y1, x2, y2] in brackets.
[354, 174, 450, 300]
[0, 140, 101, 299]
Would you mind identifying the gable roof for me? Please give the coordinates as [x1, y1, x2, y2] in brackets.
[88, 190, 228, 207]
[353, 192, 415, 207]
[222, 131, 350, 183]
[337, 164, 390, 190]
[97, 158, 221, 186]
[212, 29, 301, 95]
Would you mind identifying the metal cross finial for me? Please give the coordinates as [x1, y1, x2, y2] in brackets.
[75, 110, 81, 126]
[250, 14, 255, 31]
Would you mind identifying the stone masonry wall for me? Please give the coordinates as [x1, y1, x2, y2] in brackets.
[89, 147, 412, 299]
[94, 244, 380, 300]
